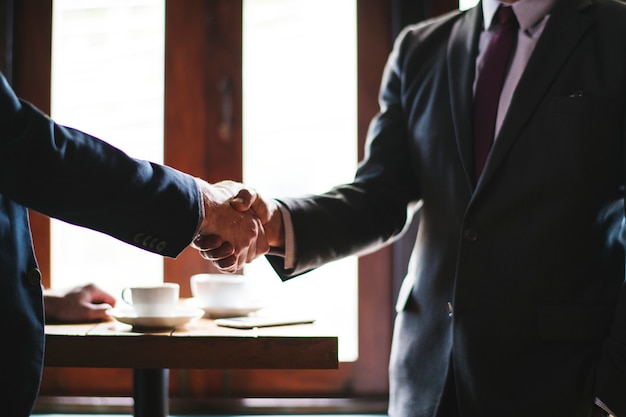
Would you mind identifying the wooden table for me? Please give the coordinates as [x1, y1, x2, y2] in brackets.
[44, 317, 338, 417]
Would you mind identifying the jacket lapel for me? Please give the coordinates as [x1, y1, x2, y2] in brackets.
[478, 0, 594, 188]
[447, 5, 483, 191]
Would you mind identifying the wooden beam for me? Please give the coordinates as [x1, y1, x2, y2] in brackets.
[163, 0, 243, 285]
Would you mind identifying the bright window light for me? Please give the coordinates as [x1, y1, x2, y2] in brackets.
[242, 0, 358, 362]
[460, 0, 479, 11]
[50, 0, 165, 297]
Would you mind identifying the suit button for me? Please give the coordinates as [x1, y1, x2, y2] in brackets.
[447, 301, 454, 317]
[156, 241, 167, 253]
[26, 268, 42, 286]
[134, 233, 143, 243]
[463, 228, 478, 241]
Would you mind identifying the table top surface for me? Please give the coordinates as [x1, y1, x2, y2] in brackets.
[44, 317, 338, 370]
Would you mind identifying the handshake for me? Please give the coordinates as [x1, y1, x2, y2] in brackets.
[191, 179, 283, 273]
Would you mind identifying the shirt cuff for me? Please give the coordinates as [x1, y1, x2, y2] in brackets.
[277, 202, 296, 270]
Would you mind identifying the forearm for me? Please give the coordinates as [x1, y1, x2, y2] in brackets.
[1, 100, 200, 257]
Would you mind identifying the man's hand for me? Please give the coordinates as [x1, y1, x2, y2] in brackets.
[191, 179, 270, 273]
[197, 183, 285, 272]
[44, 283, 116, 324]
[230, 187, 284, 250]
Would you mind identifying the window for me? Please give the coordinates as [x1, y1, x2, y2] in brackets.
[49, 0, 358, 363]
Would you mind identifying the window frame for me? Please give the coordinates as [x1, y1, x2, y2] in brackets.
[4, 0, 456, 412]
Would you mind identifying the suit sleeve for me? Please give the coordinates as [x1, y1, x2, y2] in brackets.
[0, 72, 201, 258]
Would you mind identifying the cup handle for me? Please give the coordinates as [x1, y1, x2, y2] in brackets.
[121, 288, 132, 305]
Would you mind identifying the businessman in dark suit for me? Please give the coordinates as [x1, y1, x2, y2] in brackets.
[207, 0, 626, 415]
[0, 70, 269, 416]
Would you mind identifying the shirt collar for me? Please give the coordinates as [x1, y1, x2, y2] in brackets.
[482, 0, 557, 33]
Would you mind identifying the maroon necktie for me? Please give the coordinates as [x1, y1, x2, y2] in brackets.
[473, 6, 518, 180]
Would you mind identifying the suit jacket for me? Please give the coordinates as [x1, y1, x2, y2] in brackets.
[268, 0, 626, 416]
[0, 72, 201, 416]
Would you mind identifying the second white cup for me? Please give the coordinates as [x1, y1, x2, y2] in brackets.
[190, 274, 248, 308]
[121, 283, 180, 317]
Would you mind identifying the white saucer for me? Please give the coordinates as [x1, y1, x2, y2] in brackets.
[107, 306, 204, 330]
[184, 297, 266, 318]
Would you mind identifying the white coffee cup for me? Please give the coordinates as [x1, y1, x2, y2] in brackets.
[121, 283, 180, 317]
[190, 274, 249, 308]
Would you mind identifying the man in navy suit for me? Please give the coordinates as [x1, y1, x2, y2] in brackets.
[0, 70, 270, 416]
[208, 0, 626, 416]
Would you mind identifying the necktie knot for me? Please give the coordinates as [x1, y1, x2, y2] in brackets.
[495, 6, 517, 30]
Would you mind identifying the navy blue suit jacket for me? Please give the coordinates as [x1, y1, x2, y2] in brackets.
[0, 72, 200, 416]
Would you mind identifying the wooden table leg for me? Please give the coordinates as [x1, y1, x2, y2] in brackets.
[133, 368, 169, 417]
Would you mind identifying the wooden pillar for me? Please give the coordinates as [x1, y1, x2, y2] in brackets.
[163, 0, 243, 293]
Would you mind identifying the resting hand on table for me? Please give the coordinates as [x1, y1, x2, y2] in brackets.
[197, 182, 285, 272]
[44, 283, 116, 323]
[191, 179, 271, 273]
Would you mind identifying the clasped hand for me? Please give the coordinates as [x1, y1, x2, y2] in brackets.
[191, 180, 281, 273]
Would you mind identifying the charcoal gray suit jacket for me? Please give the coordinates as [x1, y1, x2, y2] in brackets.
[268, 1, 626, 416]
